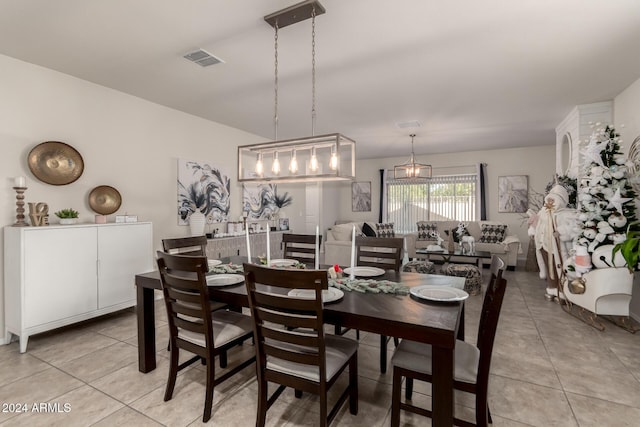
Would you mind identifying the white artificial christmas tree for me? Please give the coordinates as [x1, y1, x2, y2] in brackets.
[576, 125, 638, 256]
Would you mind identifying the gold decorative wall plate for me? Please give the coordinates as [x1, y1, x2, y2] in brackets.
[89, 185, 122, 215]
[28, 141, 84, 185]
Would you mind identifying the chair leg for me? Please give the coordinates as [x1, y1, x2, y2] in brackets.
[380, 335, 388, 373]
[391, 367, 402, 427]
[256, 379, 268, 427]
[356, 330, 360, 340]
[349, 354, 358, 415]
[219, 350, 228, 368]
[319, 388, 328, 427]
[476, 390, 489, 427]
[488, 404, 493, 424]
[294, 389, 303, 398]
[405, 377, 413, 401]
[393, 337, 399, 347]
[203, 357, 214, 423]
[164, 344, 178, 401]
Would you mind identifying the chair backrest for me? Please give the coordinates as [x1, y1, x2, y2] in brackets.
[475, 255, 507, 386]
[282, 233, 322, 265]
[156, 251, 214, 356]
[162, 236, 208, 257]
[243, 263, 329, 384]
[355, 236, 403, 271]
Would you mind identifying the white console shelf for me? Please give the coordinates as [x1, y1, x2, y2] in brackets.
[4, 222, 153, 352]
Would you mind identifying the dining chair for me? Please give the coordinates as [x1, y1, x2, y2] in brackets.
[390, 255, 507, 427]
[336, 236, 403, 373]
[162, 236, 234, 366]
[243, 263, 358, 427]
[162, 235, 208, 256]
[282, 233, 322, 265]
[355, 236, 404, 271]
[156, 251, 255, 423]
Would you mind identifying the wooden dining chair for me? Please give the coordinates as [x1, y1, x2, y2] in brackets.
[162, 235, 208, 256]
[355, 236, 404, 271]
[162, 235, 234, 365]
[337, 236, 403, 373]
[156, 251, 255, 423]
[282, 233, 322, 265]
[243, 263, 358, 427]
[390, 255, 507, 427]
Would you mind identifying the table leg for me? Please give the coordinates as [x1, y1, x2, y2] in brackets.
[457, 304, 465, 341]
[431, 345, 454, 426]
[137, 285, 157, 373]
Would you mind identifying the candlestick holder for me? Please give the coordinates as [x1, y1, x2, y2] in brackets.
[12, 187, 29, 227]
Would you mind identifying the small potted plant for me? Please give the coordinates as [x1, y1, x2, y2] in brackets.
[55, 208, 79, 225]
[613, 221, 640, 273]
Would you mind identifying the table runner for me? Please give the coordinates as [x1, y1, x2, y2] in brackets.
[329, 278, 409, 295]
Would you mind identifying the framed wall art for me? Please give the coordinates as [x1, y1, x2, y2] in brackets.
[177, 159, 231, 225]
[498, 175, 528, 213]
[352, 181, 372, 212]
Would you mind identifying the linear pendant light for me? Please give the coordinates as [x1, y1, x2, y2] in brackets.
[237, 0, 355, 183]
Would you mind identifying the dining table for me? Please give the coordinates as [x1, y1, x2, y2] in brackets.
[134, 257, 467, 426]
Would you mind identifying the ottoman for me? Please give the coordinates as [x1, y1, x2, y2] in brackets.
[442, 263, 482, 295]
[402, 260, 436, 274]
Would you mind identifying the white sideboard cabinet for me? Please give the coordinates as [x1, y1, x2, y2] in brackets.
[4, 222, 153, 352]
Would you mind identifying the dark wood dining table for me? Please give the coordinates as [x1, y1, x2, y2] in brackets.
[134, 258, 466, 426]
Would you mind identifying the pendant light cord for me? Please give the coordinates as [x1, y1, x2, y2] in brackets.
[274, 21, 279, 141]
[311, 6, 316, 136]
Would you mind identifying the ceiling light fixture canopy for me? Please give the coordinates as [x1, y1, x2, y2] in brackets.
[394, 134, 432, 180]
[237, 0, 355, 183]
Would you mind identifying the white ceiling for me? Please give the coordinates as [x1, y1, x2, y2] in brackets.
[2, 0, 640, 159]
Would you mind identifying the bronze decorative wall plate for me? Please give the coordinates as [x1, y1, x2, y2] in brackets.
[28, 141, 84, 185]
[89, 185, 122, 215]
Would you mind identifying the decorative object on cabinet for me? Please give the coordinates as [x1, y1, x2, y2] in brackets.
[352, 181, 371, 212]
[54, 208, 79, 225]
[27, 141, 84, 185]
[11, 178, 28, 227]
[88, 185, 122, 215]
[177, 158, 230, 225]
[498, 175, 528, 213]
[4, 222, 154, 352]
[279, 217, 289, 231]
[27, 202, 49, 226]
[189, 210, 206, 236]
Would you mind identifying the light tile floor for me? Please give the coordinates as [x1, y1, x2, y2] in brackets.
[0, 269, 639, 426]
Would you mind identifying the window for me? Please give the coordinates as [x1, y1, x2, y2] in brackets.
[384, 174, 477, 233]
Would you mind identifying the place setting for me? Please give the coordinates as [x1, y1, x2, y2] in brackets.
[409, 285, 469, 303]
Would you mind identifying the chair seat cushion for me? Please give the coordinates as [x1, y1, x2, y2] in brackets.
[267, 335, 358, 383]
[179, 310, 253, 349]
[391, 339, 479, 384]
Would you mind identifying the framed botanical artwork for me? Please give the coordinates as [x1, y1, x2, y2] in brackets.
[498, 175, 528, 213]
[352, 181, 372, 212]
[177, 159, 230, 225]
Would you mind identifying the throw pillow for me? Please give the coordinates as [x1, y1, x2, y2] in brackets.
[478, 224, 508, 243]
[376, 223, 395, 238]
[362, 222, 377, 237]
[416, 222, 438, 240]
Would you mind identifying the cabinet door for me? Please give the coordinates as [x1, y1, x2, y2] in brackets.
[24, 227, 98, 328]
[98, 224, 153, 309]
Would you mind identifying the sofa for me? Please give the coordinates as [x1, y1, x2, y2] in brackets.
[324, 221, 408, 267]
[405, 221, 521, 270]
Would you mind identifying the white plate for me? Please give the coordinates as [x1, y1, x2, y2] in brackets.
[206, 274, 244, 287]
[410, 285, 469, 302]
[343, 266, 385, 277]
[208, 259, 222, 268]
[269, 259, 297, 267]
[287, 288, 345, 304]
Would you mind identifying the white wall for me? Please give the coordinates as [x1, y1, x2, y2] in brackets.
[335, 145, 557, 259]
[614, 75, 640, 320]
[0, 54, 312, 337]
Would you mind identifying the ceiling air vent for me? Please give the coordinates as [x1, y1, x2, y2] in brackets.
[183, 49, 224, 67]
[397, 120, 422, 129]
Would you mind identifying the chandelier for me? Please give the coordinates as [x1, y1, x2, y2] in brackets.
[394, 134, 432, 179]
[237, 0, 356, 183]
